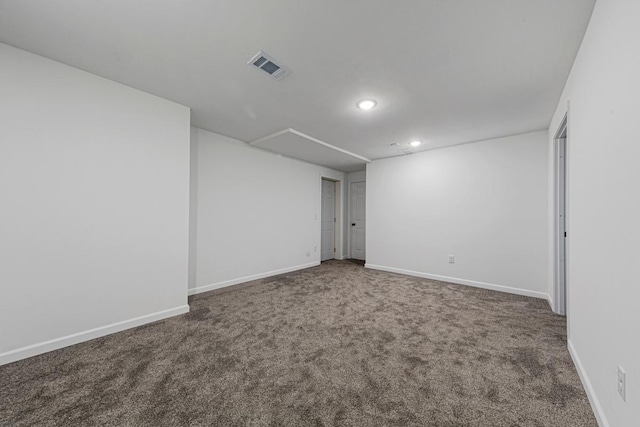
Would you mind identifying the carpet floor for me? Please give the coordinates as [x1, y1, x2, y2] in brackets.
[0, 261, 596, 426]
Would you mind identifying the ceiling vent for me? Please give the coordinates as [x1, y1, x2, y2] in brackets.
[248, 51, 290, 80]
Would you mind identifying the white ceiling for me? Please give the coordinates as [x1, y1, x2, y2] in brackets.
[0, 0, 595, 170]
[251, 129, 371, 172]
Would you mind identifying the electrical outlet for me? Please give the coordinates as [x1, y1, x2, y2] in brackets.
[449, 255, 455, 264]
[314, 246, 317, 252]
[617, 365, 626, 401]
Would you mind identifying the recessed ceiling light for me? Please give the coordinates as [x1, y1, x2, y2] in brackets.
[409, 140, 423, 147]
[357, 99, 377, 110]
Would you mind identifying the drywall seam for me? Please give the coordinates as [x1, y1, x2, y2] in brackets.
[0, 305, 190, 366]
[189, 262, 320, 296]
[568, 339, 608, 427]
[364, 264, 548, 300]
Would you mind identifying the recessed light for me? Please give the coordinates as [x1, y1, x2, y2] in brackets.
[409, 140, 423, 147]
[357, 99, 377, 110]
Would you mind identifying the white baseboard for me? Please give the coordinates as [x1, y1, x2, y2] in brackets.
[0, 305, 190, 366]
[188, 261, 321, 296]
[364, 263, 549, 300]
[547, 293, 554, 310]
[568, 340, 608, 427]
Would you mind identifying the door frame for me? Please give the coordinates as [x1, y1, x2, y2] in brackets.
[553, 112, 569, 316]
[348, 179, 366, 260]
[319, 176, 343, 261]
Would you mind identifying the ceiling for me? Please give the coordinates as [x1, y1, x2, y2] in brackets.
[251, 129, 371, 172]
[0, 1, 595, 171]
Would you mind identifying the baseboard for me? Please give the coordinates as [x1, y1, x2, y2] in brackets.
[0, 305, 190, 366]
[188, 261, 321, 296]
[568, 340, 608, 427]
[547, 293, 554, 310]
[364, 264, 549, 300]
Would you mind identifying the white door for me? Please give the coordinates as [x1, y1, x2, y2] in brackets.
[555, 136, 567, 315]
[350, 181, 366, 260]
[321, 179, 335, 261]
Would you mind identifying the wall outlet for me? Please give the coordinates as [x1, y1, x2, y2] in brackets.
[314, 246, 317, 252]
[449, 255, 455, 264]
[617, 365, 626, 401]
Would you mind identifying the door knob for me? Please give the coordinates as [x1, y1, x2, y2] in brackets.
[352, 223, 356, 226]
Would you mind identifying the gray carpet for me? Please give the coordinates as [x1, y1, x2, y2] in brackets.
[0, 260, 596, 426]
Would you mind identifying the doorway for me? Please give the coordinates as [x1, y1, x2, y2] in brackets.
[554, 115, 568, 316]
[321, 178, 337, 261]
[349, 181, 366, 261]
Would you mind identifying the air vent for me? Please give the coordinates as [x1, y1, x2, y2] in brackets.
[248, 51, 290, 80]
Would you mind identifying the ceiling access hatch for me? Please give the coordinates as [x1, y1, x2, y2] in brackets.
[248, 51, 290, 80]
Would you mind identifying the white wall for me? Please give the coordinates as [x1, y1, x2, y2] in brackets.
[346, 170, 366, 183]
[366, 131, 548, 299]
[191, 127, 344, 294]
[548, 1, 640, 425]
[0, 43, 191, 365]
